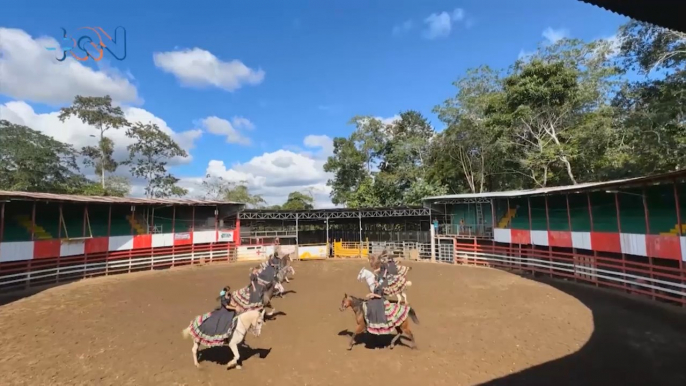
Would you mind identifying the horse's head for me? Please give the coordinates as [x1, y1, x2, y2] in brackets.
[339, 293, 353, 312]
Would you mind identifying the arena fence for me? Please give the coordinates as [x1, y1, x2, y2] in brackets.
[1, 237, 685, 309]
[0, 243, 237, 291]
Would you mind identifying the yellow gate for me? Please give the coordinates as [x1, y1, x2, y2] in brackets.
[333, 239, 369, 258]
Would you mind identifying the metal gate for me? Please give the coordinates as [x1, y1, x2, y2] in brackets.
[437, 241, 453, 263]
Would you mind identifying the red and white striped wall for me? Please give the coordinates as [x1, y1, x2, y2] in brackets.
[493, 228, 686, 262]
[0, 230, 236, 263]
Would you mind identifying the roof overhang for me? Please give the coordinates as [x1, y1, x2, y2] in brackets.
[579, 0, 686, 32]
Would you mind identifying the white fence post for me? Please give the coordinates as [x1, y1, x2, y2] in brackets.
[430, 226, 436, 263]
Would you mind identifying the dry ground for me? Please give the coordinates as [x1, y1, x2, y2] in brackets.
[1, 259, 685, 386]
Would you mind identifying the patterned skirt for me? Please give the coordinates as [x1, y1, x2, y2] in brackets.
[363, 300, 410, 335]
[383, 274, 408, 296]
[231, 286, 264, 311]
[188, 309, 237, 347]
[396, 265, 410, 277]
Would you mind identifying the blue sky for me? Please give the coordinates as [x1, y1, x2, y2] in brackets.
[0, 0, 628, 206]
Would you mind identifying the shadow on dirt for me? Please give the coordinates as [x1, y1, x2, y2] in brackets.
[337, 329, 413, 350]
[478, 275, 686, 386]
[0, 281, 79, 307]
[198, 344, 272, 367]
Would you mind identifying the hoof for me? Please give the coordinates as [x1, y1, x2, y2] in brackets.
[236, 365, 242, 370]
[195, 364, 201, 369]
[347, 346, 353, 351]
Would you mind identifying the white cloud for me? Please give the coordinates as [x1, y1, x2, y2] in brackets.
[231, 116, 255, 130]
[199, 135, 336, 207]
[0, 27, 139, 105]
[423, 8, 466, 40]
[153, 48, 265, 92]
[392, 20, 414, 36]
[376, 115, 400, 125]
[542, 27, 569, 44]
[0, 100, 201, 167]
[198, 116, 251, 145]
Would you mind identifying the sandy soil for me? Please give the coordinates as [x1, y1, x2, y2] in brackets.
[1, 260, 685, 386]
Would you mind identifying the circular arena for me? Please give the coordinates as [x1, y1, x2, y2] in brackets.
[2, 259, 686, 386]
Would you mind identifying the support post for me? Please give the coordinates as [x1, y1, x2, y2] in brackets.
[490, 199, 496, 238]
[30, 201, 36, 241]
[672, 181, 684, 306]
[235, 212, 240, 246]
[641, 187, 655, 300]
[325, 216, 330, 257]
[0, 201, 4, 244]
[613, 192, 626, 290]
[430, 221, 436, 263]
[586, 193, 598, 285]
[57, 203, 63, 239]
[527, 197, 533, 274]
[82, 205, 88, 238]
[358, 212, 362, 258]
[295, 213, 299, 247]
[544, 196, 552, 278]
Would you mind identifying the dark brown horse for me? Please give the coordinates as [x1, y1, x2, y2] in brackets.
[339, 293, 419, 350]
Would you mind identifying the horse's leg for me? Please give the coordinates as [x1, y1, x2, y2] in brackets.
[192, 340, 200, 368]
[226, 334, 241, 370]
[402, 292, 408, 305]
[396, 293, 402, 303]
[400, 321, 417, 350]
[348, 323, 365, 351]
[389, 327, 403, 349]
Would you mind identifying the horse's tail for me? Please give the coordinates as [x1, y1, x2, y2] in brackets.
[181, 326, 191, 340]
[408, 308, 420, 325]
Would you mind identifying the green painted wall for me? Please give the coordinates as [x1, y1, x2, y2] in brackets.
[493, 182, 686, 235]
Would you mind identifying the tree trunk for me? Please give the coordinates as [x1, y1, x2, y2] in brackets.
[560, 155, 577, 184]
[100, 129, 106, 189]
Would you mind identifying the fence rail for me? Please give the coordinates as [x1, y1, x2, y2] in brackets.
[2, 237, 685, 309]
[453, 240, 686, 306]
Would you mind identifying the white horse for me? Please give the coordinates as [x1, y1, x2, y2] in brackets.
[274, 265, 295, 296]
[357, 267, 412, 304]
[182, 309, 266, 370]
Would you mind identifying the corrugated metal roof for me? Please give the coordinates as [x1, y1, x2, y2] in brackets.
[578, 0, 686, 33]
[0, 191, 243, 206]
[423, 169, 686, 202]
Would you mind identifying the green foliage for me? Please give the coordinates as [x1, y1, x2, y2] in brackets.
[0, 120, 84, 193]
[326, 24, 684, 205]
[201, 175, 266, 207]
[124, 122, 188, 198]
[280, 191, 315, 210]
[59, 95, 128, 189]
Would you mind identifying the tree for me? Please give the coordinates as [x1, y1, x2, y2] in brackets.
[124, 122, 188, 198]
[323, 136, 368, 205]
[611, 22, 686, 174]
[497, 39, 621, 187]
[0, 120, 86, 193]
[59, 95, 129, 190]
[433, 66, 509, 193]
[281, 191, 315, 210]
[200, 174, 266, 207]
[78, 175, 131, 197]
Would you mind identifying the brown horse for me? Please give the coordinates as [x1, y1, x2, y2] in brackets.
[339, 293, 419, 351]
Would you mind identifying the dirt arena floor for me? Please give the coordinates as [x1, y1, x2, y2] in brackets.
[2, 260, 686, 386]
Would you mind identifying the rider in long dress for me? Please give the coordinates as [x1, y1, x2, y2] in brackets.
[232, 268, 266, 311]
[188, 286, 238, 347]
[365, 268, 389, 333]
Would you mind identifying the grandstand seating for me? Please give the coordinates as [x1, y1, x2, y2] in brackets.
[492, 188, 685, 235]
